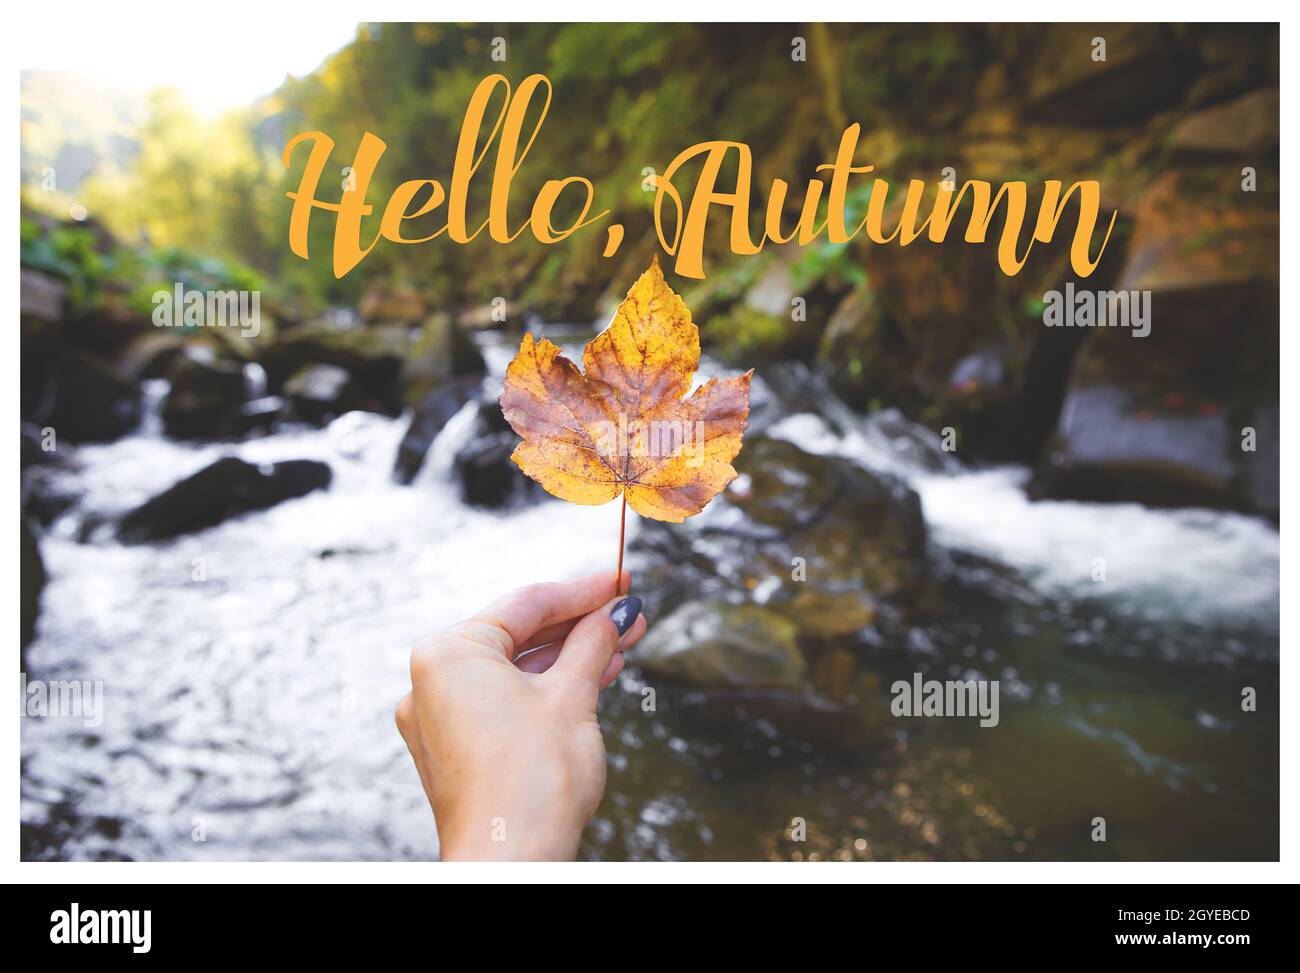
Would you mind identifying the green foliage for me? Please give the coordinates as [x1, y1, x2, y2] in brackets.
[20, 218, 103, 305]
[703, 305, 792, 363]
[21, 213, 270, 319]
[793, 241, 868, 293]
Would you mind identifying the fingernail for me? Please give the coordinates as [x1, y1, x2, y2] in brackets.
[610, 596, 642, 637]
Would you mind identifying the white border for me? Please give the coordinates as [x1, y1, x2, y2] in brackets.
[5, 1, 1292, 883]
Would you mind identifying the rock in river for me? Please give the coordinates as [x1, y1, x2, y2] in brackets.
[628, 436, 929, 748]
[282, 363, 353, 424]
[452, 398, 541, 508]
[635, 600, 891, 750]
[1031, 165, 1278, 516]
[117, 457, 331, 542]
[162, 350, 248, 440]
[21, 518, 47, 666]
[392, 377, 481, 484]
[44, 352, 144, 444]
[637, 601, 806, 691]
[632, 435, 932, 626]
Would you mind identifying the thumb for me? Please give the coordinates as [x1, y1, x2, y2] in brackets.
[549, 595, 642, 693]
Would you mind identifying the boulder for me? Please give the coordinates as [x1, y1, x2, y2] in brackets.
[637, 601, 806, 691]
[1184, 25, 1276, 108]
[21, 518, 47, 664]
[1033, 325, 1278, 515]
[392, 376, 481, 484]
[255, 321, 409, 418]
[1118, 168, 1277, 295]
[71, 287, 153, 357]
[632, 436, 932, 630]
[779, 588, 876, 639]
[21, 272, 67, 420]
[1170, 88, 1278, 155]
[20, 268, 65, 325]
[358, 282, 425, 323]
[634, 600, 891, 750]
[816, 285, 879, 404]
[235, 396, 287, 436]
[282, 364, 352, 424]
[117, 332, 191, 382]
[450, 398, 542, 508]
[1033, 384, 1238, 509]
[1241, 404, 1279, 520]
[117, 457, 331, 542]
[44, 352, 143, 443]
[455, 435, 518, 507]
[1024, 24, 1189, 124]
[161, 350, 247, 439]
[815, 240, 1033, 460]
[399, 313, 486, 404]
[1032, 166, 1278, 514]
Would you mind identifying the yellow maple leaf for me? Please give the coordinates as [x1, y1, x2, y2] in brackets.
[499, 256, 752, 574]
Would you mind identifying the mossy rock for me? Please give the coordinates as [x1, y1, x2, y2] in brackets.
[637, 601, 806, 691]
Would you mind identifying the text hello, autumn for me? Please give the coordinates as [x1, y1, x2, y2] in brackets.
[283, 73, 1116, 282]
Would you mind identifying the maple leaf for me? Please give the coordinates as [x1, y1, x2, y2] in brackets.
[499, 256, 752, 578]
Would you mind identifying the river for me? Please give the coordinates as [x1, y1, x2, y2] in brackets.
[21, 332, 1280, 861]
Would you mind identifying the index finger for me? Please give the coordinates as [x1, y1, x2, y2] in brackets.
[468, 569, 630, 659]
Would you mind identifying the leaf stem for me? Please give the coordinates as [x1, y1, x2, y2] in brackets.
[615, 493, 627, 595]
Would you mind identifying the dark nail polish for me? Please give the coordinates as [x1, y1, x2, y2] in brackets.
[610, 596, 642, 637]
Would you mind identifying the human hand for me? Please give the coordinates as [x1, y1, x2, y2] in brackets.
[396, 571, 646, 861]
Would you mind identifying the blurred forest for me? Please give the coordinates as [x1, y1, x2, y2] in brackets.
[22, 24, 1279, 490]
